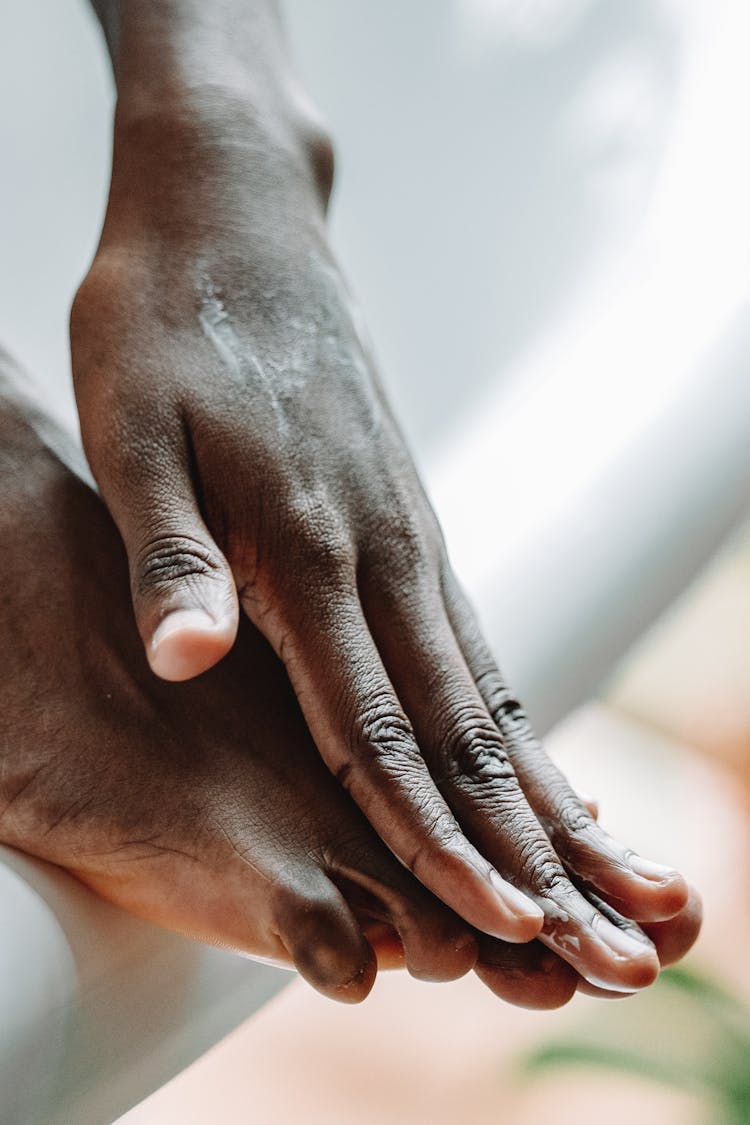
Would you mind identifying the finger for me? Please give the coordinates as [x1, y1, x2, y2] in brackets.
[89, 417, 239, 680]
[443, 575, 689, 923]
[363, 580, 658, 993]
[478, 881, 687, 1012]
[273, 873, 378, 1003]
[76, 827, 376, 1004]
[576, 884, 703, 999]
[474, 933, 578, 1010]
[642, 883, 703, 965]
[264, 584, 544, 944]
[227, 610, 480, 984]
[326, 829, 478, 983]
[360, 922, 408, 970]
[227, 608, 480, 984]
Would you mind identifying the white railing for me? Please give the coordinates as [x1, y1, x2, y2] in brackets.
[0, 849, 289, 1125]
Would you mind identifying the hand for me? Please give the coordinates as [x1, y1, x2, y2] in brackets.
[477, 802, 702, 1008]
[476, 793, 701, 1008]
[70, 87, 688, 989]
[0, 358, 480, 1002]
[476, 885, 703, 1008]
[0, 357, 700, 1008]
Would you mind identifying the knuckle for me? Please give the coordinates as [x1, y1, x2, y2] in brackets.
[436, 710, 516, 787]
[345, 694, 420, 772]
[285, 492, 355, 578]
[474, 666, 510, 711]
[369, 506, 435, 588]
[356, 705, 414, 753]
[527, 851, 570, 899]
[392, 524, 430, 583]
[304, 531, 355, 577]
[556, 794, 595, 837]
[472, 665, 532, 740]
[493, 696, 537, 748]
[134, 533, 225, 597]
[412, 788, 459, 841]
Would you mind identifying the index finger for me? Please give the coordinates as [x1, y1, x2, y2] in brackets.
[266, 583, 544, 943]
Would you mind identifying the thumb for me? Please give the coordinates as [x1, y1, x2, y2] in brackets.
[101, 442, 239, 681]
[134, 512, 239, 681]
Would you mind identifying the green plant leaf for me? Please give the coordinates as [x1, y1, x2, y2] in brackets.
[517, 963, 750, 1123]
[521, 1040, 705, 1093]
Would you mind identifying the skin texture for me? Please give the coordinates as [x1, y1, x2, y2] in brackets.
[476, 885, 703, 1009]
[0, 362, 473, 1002]
[71, 1, 692, 988]
[0, 355, 701, 1007]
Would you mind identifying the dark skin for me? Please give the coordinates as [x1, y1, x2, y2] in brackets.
[68, 0, 692, 989]
[0, 355, 701, 1006]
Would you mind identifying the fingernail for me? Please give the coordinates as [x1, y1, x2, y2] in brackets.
[151, 609, 218, 652]
[489, 870, 545, 922]
[629, 855, 680, 884]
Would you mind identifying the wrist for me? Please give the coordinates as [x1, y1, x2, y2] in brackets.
[99, 2, 333, 211]
[107, 0, 310, 151]
[105, 89, 334, 242]
[102, 1, 286, 96]
[113, 37, 297, 137]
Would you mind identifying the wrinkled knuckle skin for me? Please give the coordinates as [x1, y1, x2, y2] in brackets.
[436, 712, 517, 788]
[134, 534, 225, 599]
[341, 696, 420, 784]
[474, 667, 511, 711]
[556, 796, 594, 838]
[404, 810, 465, 878]
[477, 677, 539, 751]
[526, 850, 570, 900]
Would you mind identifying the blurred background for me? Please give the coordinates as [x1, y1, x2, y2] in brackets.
[2, 0, 750, 1121]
